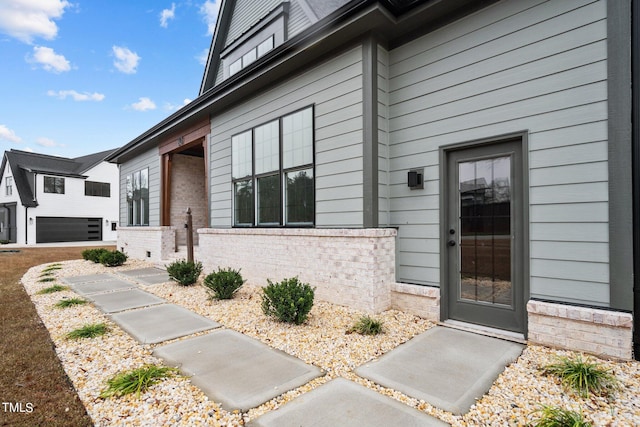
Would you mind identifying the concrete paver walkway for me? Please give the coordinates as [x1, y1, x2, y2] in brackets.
[90, 288, 165, 313]
[111, 304, 221, 344]
[248, 378, 449, 427]
[356, 326, 524, 415]
[154, 330, 323, 412]
[62, 269, 525, 425]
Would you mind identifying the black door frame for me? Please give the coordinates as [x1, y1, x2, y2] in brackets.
[440, 131, 530, 336]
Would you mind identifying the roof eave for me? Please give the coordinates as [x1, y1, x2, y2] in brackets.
[108, 0, 488, 164]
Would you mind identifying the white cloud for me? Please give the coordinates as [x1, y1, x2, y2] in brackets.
[200, 0, 221, 35]
[47, 89, 105, 101]
[0, 0, 70, 44]
[28, 46, 71, 73]
[0, 125, 22, 143]
[164, 98, 192, 111]
[131, 97, 156, 111]
[160, 3, 176, 28]
[36, 137, 65, 148]
[112, 46, 140, 74]
[197, 48, 210, 66]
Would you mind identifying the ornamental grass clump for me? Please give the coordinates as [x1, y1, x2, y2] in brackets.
[99, 250, 128, 267]
[100, 365, 178, 399]
[66, 323, 110, 340]
[55, 298, 87, 308]
[529, 405, 592, 427]
[542, 355, 618, 398]
[37, 284, 69, 294]
[347, 315, 384, 335]
[166, 259, 203, 286]
[203, 267, 245, 300]
[261, 277, 315, 325]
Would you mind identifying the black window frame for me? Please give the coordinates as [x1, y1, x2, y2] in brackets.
[126, 168, 149, 226]
[228, 34, 275, 77]
[43, 176, 65, 194]
[231, 105, 315, 228]
[84, 180, 111, 197]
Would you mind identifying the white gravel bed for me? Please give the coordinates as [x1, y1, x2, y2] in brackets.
[22, 259, 640, 426]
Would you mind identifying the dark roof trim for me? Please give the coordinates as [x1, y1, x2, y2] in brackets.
[107, 0, 486, 164]
[25, 168, 88, 179]
[199, 0, 236, 95]
[108, 0, 378, 163]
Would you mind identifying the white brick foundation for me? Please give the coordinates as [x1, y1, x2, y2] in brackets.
[390, 282, 440, 322]
[527, 300, 633, 360]
[119, 226, 636, 360]
[197, 228, 396, 313]
[117, 226, 177, 263]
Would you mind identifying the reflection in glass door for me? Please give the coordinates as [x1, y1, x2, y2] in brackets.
[445, 139, 525, 334]
[459, 157, 512, 306]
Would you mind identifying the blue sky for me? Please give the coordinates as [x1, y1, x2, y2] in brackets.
[0, 0, 221, 158]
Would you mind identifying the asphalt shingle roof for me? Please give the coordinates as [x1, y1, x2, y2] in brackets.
[0, 148, 117, 207]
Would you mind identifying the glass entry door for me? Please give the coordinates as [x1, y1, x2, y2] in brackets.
[445, 139, 525, 333]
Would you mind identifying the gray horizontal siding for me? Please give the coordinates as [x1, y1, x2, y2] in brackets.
[387, 0, 609, 306]
[209, 46, 364, 227]
[119, 148, 161, 227]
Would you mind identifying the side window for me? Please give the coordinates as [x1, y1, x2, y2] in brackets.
[5, 177, 13, 196]
[44, 176, 65, 194]
[126, 169, 149, 226]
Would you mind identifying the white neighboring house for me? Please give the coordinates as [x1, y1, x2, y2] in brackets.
[0, 149, 119, 244]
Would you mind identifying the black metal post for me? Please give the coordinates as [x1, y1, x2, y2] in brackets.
[186, 207, 194, 263]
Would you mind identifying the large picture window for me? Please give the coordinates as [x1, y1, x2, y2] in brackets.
[44, 176, 65, 194]
[126, 168, 149, 226]
[231, 106, 314, 227]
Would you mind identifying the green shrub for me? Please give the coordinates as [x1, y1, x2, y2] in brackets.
[261, 277, 315, 325]
[82, 248, 110, 263]
[0, 239, 9, 245]
[203, 267, 245, 300]
[347, 315, 384, 335]
[37, 276, 56, 283]
[66, 323, 110, 340]
[99, 250, 128, 267]
[530, 405, 591, 427]
[55, 298, 87, 308]
[100, 365, 178, 399]
[543, 355, 618, 398]
[37, 285, 69, 294]
[166, 259, 203, 286]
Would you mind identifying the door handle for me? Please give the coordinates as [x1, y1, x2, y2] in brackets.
[447, 240, 456, 247]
